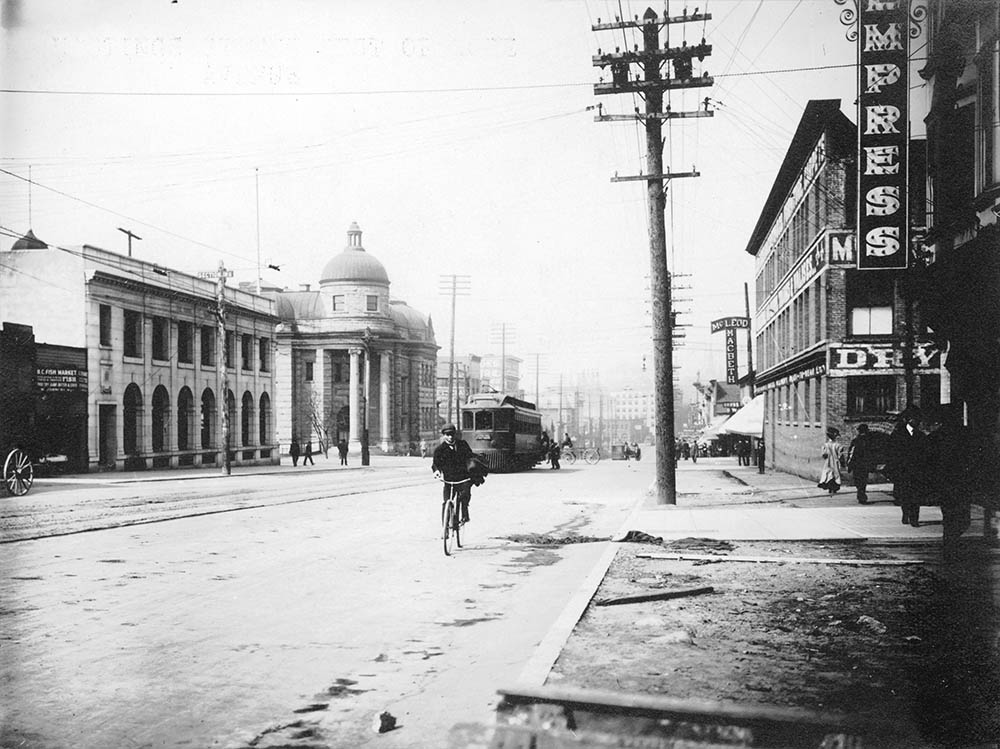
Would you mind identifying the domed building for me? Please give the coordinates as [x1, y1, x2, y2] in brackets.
[272, 223, 438, 456]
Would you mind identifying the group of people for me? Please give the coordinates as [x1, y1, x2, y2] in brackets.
[289, 437, 349, 466]
[539, 431, 574, 469]
[622, 441, 641, 462]
[819, 405, 980, 553]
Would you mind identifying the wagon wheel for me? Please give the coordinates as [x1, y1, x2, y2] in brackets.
[3, 448, 34, 496]
[584, 448, 601, 465]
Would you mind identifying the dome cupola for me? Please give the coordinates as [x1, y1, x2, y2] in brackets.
[320, 222, 389, 286]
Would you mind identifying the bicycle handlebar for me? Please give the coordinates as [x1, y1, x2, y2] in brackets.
[434, 475, 472, 485]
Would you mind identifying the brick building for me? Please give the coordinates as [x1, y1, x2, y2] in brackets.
[270, 223, 438, 455]
[746, 100, 940, 480]
[0, 233, 279, 472]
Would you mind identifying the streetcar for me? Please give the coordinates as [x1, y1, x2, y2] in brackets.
[460, 392, 544, 472]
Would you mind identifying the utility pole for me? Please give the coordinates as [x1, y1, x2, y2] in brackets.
[527, 352, 545, 406]
[438, 275, 471, 425]
[255, 167, 262, 294]
[117, 227, 142, 258]
[593, 7, 713, 505]
[490, 323, 515, 394]
[216, 260, 231, 475]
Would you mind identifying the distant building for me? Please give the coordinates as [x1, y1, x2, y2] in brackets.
[609, 387, 654, 444]
[746, 100, 937, 479]
[479, 353, 522, 396]
[436, 354, 481, 428]
[0, 235, 279, 472]
[269, 223, 438, 455]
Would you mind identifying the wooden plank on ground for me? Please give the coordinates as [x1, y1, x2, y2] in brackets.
[637, 552, 925, 565]
[594, 586, 714, 606]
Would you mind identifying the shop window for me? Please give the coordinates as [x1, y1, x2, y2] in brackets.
[847, 376, 896, 417]
[178, 321, 193, 364]
[99, 304, 112, 347]
[124, 310, 142, 358]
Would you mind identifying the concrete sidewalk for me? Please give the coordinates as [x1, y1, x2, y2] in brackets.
[631, 459, 985, 542]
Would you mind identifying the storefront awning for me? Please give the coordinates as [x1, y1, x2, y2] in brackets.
[720, 394, 765, 438]
[698, 415, 732, 442]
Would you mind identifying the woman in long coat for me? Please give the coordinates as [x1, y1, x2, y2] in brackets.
[818, 427, 844, 494]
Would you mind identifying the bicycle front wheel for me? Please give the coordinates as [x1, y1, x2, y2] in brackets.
[562, 449, 577, 465]
[443, 499, 456, 556]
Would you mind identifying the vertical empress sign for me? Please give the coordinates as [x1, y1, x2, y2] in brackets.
[857, 0, 909, 270]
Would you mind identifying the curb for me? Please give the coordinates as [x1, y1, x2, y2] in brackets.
[515, 486, 650, 686]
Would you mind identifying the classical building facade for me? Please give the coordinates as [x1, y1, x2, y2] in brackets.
[0, 234, 279, 472]
[746, 100, 939, 480]
[271, 223, 438, 455]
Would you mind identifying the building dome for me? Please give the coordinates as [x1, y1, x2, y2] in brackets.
[389, 299, 430, 340]
[10, 229, 47, 250]
[320, 222, 389, 286]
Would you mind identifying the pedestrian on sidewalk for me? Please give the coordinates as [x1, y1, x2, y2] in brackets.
[847, 424, 875, 504]
[337, 438, 348, 466]
[303, 440, 315, 466]
[289, 437, 301, 467]
[756, 437, 765, 473]
[886, 406, 925, 527]
[818, 427, 844, 494]
[924, 406, 972, 555]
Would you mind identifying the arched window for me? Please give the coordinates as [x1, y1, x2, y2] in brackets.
[152, 385, 170, 452]
[201, 388, 216, 449]
[123, 383, 143, 456]
[177, 387, 194, 452]
[226, 390, 237, 448]
[259, 392, 271, 445]
[241, 391, 254, 446]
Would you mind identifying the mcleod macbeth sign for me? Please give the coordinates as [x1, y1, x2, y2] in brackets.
[857, 0, 909, 270]
[712, 317, 749, 385]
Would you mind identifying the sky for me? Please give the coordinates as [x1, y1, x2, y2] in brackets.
[1, 0, 874, 399]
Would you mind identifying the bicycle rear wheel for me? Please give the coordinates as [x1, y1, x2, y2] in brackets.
[562, 449, 576, 465]
[443, 499, 456, 556]
[584, 448, 600, 465]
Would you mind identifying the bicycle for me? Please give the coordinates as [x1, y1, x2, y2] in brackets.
[560, 447, 602, 465]
[438, 477, 470, 556]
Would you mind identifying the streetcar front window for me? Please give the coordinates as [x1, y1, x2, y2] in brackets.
[462, 411, 474, 430]
[474, 411, 493, 430]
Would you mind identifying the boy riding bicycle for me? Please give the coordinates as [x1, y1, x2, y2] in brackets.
[431, 423, 475, 523]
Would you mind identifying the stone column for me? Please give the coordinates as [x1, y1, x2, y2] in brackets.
[380, 351, 391, 452]
[348, 347, 361, 453]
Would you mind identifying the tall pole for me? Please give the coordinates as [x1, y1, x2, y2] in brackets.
[501, 323, 506, 394]
[644, 15, 676, 504]
[592, 8, 713, 504]
[216, 261, 231, 475]
[438, 275, 470, 425]
[744, 282, 755, 398]
[117, 227, 142, 258]
[255, 167, 262, 294]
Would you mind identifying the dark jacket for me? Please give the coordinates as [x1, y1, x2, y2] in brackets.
[886, 424, 925, 497]
[432, 439, 475, 482]
[847, 433, 875, 472]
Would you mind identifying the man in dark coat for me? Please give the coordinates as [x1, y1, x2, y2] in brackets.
[431, 424, 476, 523]
[289, 437, 301, 467]
[847, 423, 875, 504]
[887, 407, 925, 527]
[924, 406, 973, 556]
